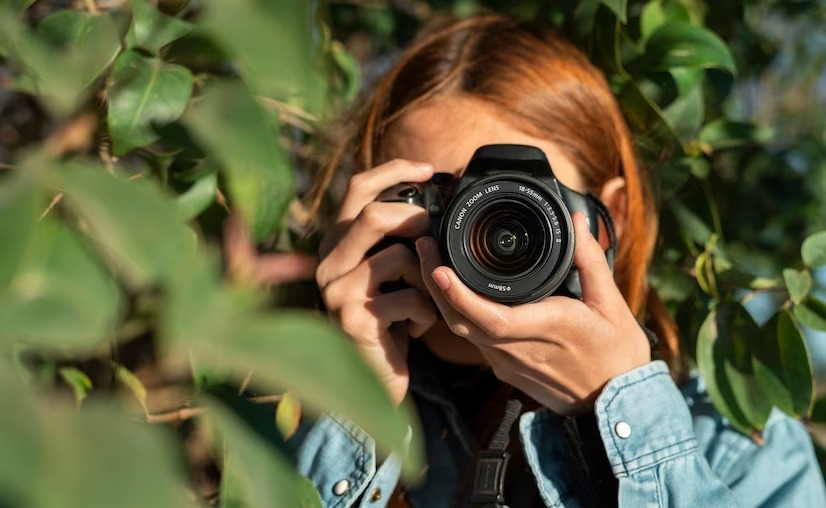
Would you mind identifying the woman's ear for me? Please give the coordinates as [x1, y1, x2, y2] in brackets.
[599, 176, 627, 241]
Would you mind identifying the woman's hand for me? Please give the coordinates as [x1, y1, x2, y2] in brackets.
[415, 213, 651, 415]
[316, 160, 439, 407]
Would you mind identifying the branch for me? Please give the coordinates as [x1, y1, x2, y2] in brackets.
[248, 394, 283, 404]
[146, 395, 285, 424]
[45, 112, 98, 157]
[146, 407, 204, 424]
[256, 97, 317, 132]
[39, 193, 63, 221]
[223, 215, 318, 286]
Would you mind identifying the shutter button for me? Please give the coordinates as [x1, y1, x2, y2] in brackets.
[333, 479, 350, 496]
[615, 421, 632, 439]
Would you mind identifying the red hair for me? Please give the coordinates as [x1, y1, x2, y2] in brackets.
[308, 14, 684, 379]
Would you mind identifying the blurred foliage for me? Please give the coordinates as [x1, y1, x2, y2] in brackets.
[0, 0, 418, 506]
[1, 0, 826, 505]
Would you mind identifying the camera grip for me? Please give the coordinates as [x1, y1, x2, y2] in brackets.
[370, 184, 429, 294]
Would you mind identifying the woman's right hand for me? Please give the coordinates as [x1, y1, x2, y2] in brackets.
[316, 160, 438, 407]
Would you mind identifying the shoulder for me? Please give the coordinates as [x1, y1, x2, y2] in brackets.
[287, 413, 379, 507]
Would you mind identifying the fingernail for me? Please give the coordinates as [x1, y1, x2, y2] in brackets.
[432, 270, 451, 291]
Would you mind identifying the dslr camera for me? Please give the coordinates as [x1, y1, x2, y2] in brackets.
[378, 144, 616, 305]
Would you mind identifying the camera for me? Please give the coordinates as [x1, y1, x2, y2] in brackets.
[378, 144, 617, 305]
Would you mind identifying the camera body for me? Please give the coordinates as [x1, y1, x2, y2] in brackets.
[378, 144, 616, 305]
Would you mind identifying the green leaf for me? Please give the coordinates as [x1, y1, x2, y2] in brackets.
[616, 81, 674, 147]
[723, 358, 772, 431]
[670, 200, 712, 245]
[114, 363, 149, 414]
[669, 67, 704, 97]
[59, 164, 196, 288]
[722, 309, 773, 430]
[575, 0, 628, 33]
[181, 312, 421, 477]
[696, 309, 753, 434]
[177, 171, 218, 220]
[0, 217, 123, 351]
[662, 79, 704, 144]
[329, 40, 362, 106]
[296, 476, 324, 508]
[107, 49, 193, 156]
[776, 312, 813, 415]
[694, 251, 714, 296]
[698, 120, 774, 151]
[6, 10, 121, 113]
[58, 367, 93, 406]
[603, 0, 629, 21]
[752, 311, 813, 418]
[5, 0, 36, 12]
[0, 371, 190, 508]
[161, 248, 263, 350]
[641, 0, 691, 41]
[793, 298, 826, 331]
[783, 268, 812, 306]
[654, 158, 689, 199]
[644, 22, 736, 75]
[126, 0, 192, 54]
[208, 397, 299, 508]
[697, 305, 796, 433]
[275, 391, 301, 440]
[801, 231, 826, 268]
[0, 170, 40, 288]
[183, 82, 294, 241]
[655, 157, 708, 199]
[685, 156, 710, 179]
[198, 0, 327, 113]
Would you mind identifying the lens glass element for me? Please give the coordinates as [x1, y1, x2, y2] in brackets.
[469, 202, 547, 277]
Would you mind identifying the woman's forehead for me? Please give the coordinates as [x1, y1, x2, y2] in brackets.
[382, 95, 585, 191]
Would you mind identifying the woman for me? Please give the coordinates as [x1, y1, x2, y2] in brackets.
[294, 14, 825, 508]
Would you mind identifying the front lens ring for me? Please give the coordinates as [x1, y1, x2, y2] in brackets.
[441, 176, 574, 304]
[468, 200, 549, 279]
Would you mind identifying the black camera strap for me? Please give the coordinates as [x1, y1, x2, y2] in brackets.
[586, 193, 658, 349]
[470, 399, 523, 507]
[585, 192, 617, 272]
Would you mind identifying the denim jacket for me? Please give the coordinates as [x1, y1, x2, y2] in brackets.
[290, 360, 826, 507]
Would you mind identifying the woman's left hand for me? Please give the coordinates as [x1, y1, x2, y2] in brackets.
[415, 212, 651, 415]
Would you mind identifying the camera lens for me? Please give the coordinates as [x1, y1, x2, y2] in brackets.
[441, 174, 574, 304]
[470, 203, 546, 277]
[493, 227, 519, 255]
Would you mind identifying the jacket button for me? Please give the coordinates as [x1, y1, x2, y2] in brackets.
[332, 479, 350, 496]
[370, 488, 382, 502]
[615, 421, 632, 439]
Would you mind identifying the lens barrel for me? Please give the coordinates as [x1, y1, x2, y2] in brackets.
[441, 175, 574, 304]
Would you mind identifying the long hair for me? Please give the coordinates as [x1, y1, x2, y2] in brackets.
[308, 14, 685, 379]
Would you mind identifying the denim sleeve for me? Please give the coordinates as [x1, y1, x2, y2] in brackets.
[287, 413, 405, 508]
[595, 360, 826, 507]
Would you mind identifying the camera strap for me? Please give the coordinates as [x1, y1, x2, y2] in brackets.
[470, 399, 523, 507]
[585, 192, 617, 272]
[586, 193, 658, 349]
